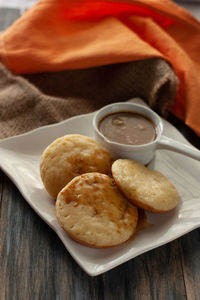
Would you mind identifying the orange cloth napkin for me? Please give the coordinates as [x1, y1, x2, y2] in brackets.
[0, 0, 200, 136]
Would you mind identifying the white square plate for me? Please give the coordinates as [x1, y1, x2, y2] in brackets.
[0, 99, 200, 276]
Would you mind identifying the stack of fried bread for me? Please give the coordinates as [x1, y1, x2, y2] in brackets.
[40, 134, 179, 248]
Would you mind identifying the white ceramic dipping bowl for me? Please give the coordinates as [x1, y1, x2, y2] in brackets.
[93, 102, 200, 165]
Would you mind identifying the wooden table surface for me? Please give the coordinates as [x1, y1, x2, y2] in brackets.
[0, 7, 200, 300]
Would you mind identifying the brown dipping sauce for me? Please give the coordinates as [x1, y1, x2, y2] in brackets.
[98, 111, 157, 145]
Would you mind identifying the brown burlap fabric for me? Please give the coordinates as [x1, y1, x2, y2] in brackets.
[0, 58, 178, 139]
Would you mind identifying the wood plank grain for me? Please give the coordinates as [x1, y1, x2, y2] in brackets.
[180, 229, 200, 300]
[0, 172, 71, 300]
[101, 240, 187, 300]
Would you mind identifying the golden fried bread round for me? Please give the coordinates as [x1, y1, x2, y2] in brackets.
[56, 172, 138, 248]
[40, 134, 113, 199]
[112, 159, 179, 213]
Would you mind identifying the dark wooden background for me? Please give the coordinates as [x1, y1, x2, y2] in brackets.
[0, 7, 200, 300]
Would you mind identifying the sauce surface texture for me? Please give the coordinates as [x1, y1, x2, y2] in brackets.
[98, 112, 156, 145]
